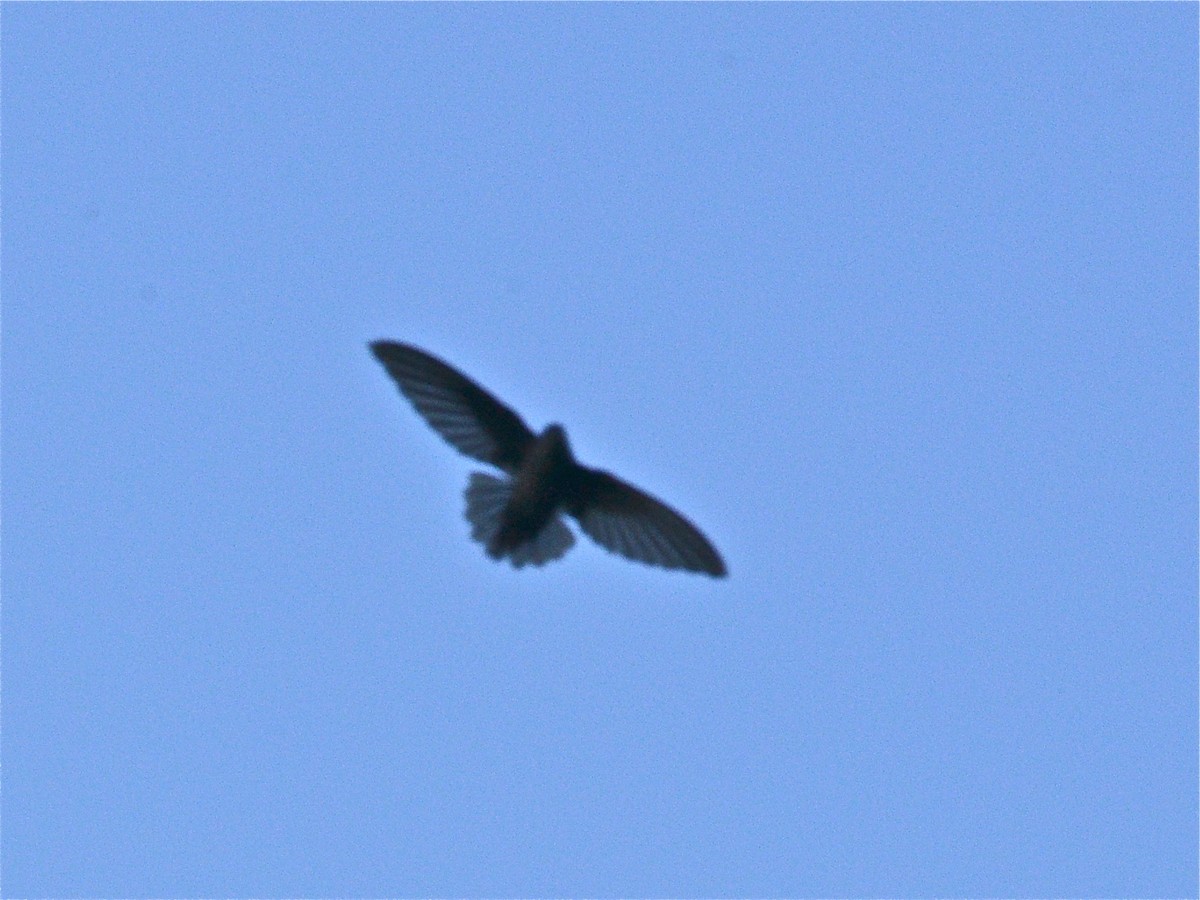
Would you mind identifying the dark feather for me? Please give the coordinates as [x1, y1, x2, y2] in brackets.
[370, 341, 535, 473]
[569, 468, 727, 577]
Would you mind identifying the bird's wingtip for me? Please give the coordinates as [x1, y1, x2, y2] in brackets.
[703, 556, 728, 578]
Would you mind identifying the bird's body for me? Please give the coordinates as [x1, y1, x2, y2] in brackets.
[489, 424, 576, 559]
[370, 341, 726, 577]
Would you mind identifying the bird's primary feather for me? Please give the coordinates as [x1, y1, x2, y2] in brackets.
[568, 469, 727, 577]
[369, 341, 534, 473]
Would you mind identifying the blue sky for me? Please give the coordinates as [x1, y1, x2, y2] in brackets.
[3, 4, 1196, 897]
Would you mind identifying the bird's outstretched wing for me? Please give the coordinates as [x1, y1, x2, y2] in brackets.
[370, 341, 535, 473]
[569, 469, 727, 577]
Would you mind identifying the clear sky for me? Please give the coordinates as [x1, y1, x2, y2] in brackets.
[3, 4, 1196, 897]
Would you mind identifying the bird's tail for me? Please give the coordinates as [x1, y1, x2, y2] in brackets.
[464, 472, 575, 568]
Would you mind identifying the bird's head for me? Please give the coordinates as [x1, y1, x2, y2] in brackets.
[541, 423, 575, 462]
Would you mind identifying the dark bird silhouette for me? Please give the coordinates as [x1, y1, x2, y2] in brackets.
[370, 341, 727, 577]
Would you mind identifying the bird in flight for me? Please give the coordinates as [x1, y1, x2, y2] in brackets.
[370, 341, 726, 578]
